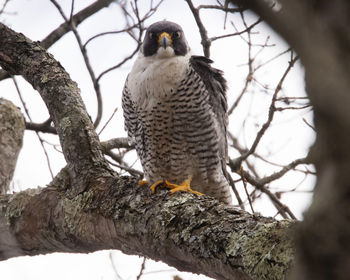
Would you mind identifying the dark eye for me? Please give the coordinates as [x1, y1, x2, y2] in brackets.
[173, 31, 181, 39]
[149, 32, 155, 40]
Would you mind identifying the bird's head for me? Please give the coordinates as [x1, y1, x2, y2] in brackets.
[142, 21, 189, 58]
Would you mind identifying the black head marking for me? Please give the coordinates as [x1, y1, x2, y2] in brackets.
[143, 21, 189, 57]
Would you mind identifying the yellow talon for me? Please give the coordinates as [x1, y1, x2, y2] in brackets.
[139, 177, 203, 196]
[138, 179, 149, 186]
[165, 178, 203, 196]
[149, 180, 164, 194]
[138, 179, 164, 193]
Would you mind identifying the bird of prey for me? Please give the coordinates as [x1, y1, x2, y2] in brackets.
[122, 20, 232, 204]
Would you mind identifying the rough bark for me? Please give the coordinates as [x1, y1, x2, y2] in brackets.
[227, 1, 350, 279]
[0, 172, 295, 280]
[0, 22, 113, 197]
[0, 21, 296, 280]
[0, 98, 25, 194]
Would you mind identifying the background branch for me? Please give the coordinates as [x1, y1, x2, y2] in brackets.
[0, 98, 25, 194]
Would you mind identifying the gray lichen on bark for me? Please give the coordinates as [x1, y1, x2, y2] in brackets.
[0, 98, 25, 194]
[225, 220, 295, 279]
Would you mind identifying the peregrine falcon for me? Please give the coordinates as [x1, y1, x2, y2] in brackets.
[122, 21, 232, 204]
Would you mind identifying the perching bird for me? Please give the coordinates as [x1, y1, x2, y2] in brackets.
[122, 20, 232, 204]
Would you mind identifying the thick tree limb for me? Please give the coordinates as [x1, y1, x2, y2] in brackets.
[0, 98, 25, 194]
[0, 22, 113, 196]
[0, 174, 295, 280]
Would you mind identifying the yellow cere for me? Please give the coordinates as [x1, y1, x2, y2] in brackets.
[158, 32, 172, 46]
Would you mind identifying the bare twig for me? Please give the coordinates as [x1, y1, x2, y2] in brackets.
[98, 108, 118, 135]
[25, 119, 56, 134]
[101, 137, 133, 151]
[302, 117, 316, 131]
[231, 54, 299, 169]
[198, 5, 244, 14]
[0, 0, 115, 81]
[136, 257, 147, 280]
[259, 157, 311, 186]
[50, 0, 103, 128]
[97, 46, 140, 81]
[225, 171, 245, 210]
[12, 77, 54, 179]
[228, 156, 309, 220]
[238, 167, 255, 213]
[184, 0, 211, 57]
[0, 0, 11, 15]
[106, 156, 143, 178]
[209, 18, 262, 43]
[108, 251, 124, 280]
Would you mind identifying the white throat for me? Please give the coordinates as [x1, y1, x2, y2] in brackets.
[127, 51, 191, 110]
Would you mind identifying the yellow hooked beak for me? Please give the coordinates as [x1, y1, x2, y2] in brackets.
[158, 32, 172, 49]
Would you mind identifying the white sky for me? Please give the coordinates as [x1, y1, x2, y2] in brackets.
[0, 0, 315, 279]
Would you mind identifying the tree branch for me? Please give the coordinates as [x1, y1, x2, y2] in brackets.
[0, 174, 295, 280]
[184, 0, 211, 57]
[0, 22, 112, 195]
[0, 98, 25, 194]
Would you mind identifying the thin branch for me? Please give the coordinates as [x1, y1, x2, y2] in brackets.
[98, 107, 118, 135]
[275, 104, 312, 111]
[50, 0, 103, 128]
[302, 117, 316, 131]
[232, 55, 299, 169]
[106, 156, 143, 178]
[101, 137, 133, 151]
[228, 156, 310, 220]
[136, 257, 147, 280]
[97, 45, 140, 81]
[25, 119, 56, 134]
[225, 171, 245, 210]
[0, 0, 115, 81]
[259, 157, 311, 186]
[238, 167, 255, 213]
[0, 0, 11, 15]
[198, 4, 244, 13]
[209, 18, 262, 43]
[254, 48, 291, 71]
[108, 251, 124, 280]
[184, 0, 211, 57]
[237, 166, 297, 220]
[12, 77, 54, 179]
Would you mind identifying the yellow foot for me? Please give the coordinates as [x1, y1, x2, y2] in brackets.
[139, 178, 203, 196]
[149, 180, 164, 194]
[138, 179, 163, 193]
[165, 178, 203, 196]
[138, 179, 149, 186]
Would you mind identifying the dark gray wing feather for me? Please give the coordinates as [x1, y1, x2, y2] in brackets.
[189, 55, 228, 162]
[122, 77, 137, 144]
